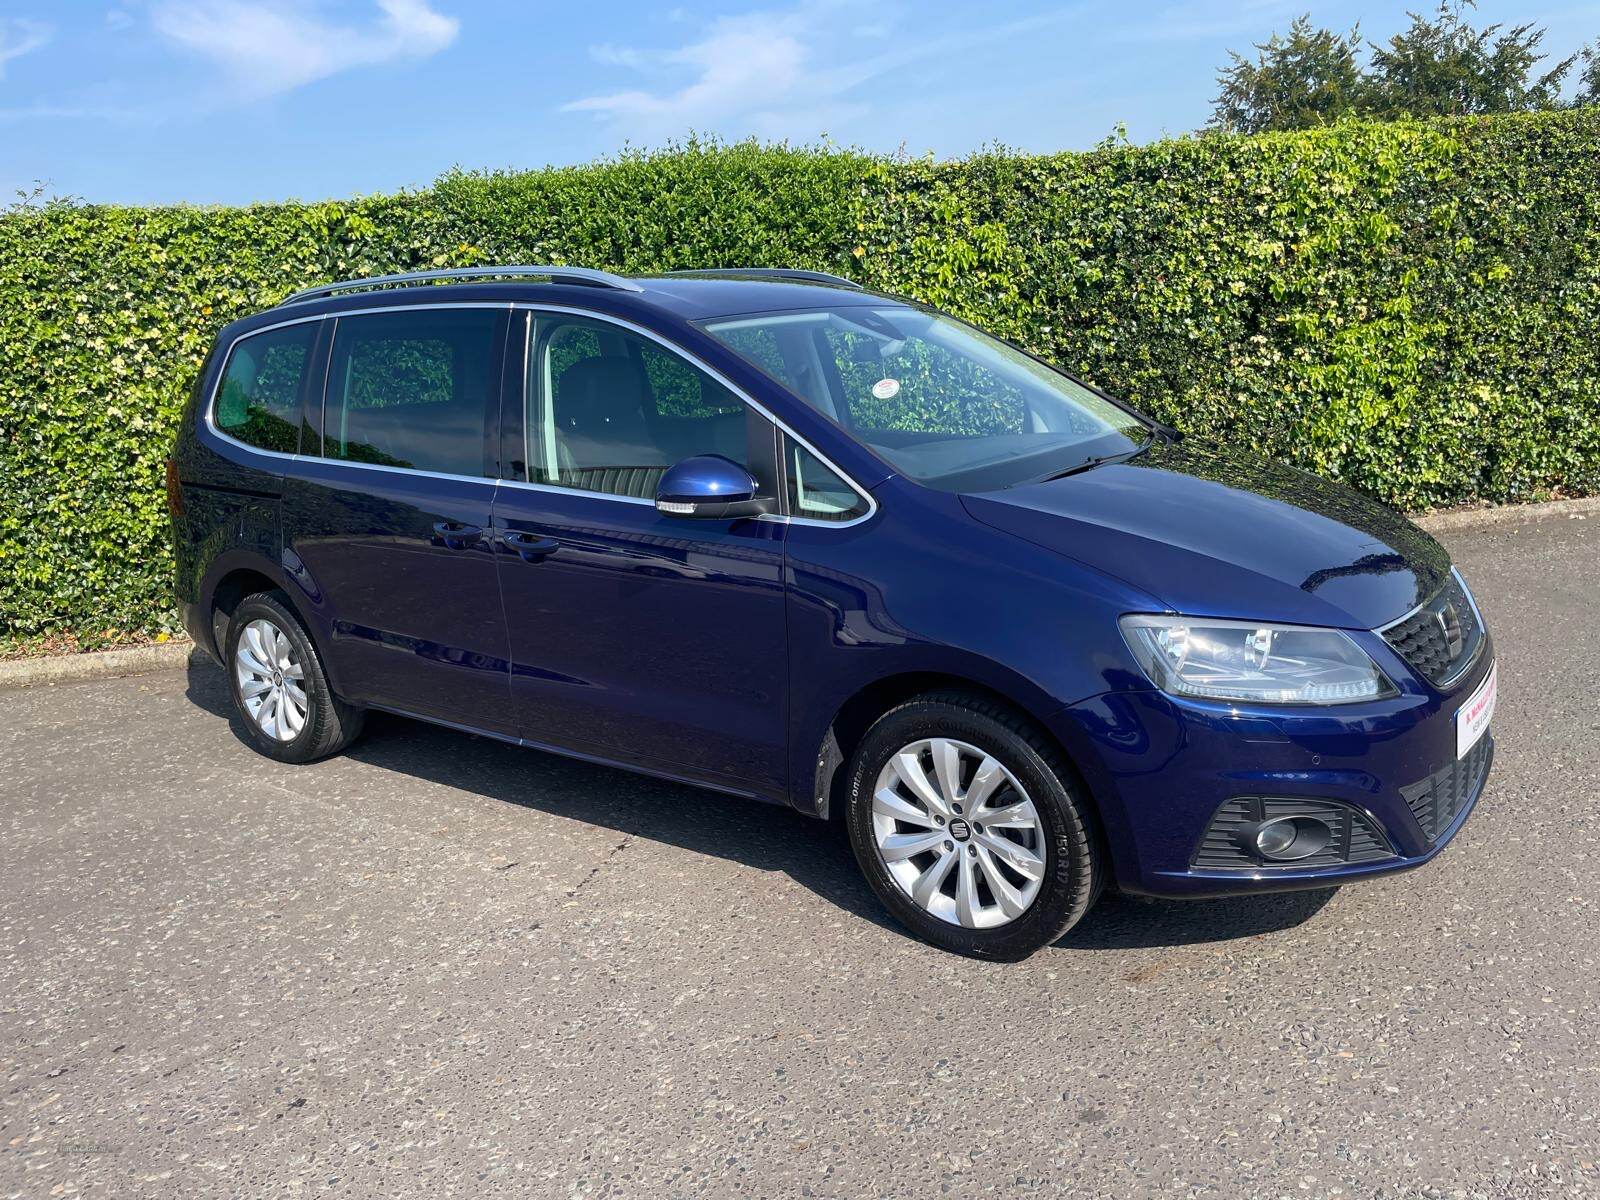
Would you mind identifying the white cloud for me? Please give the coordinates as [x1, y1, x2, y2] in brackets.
[149, 0, 459, 98]
[564, 8, 812, 126]
[589, 43, 654, 69]
[0, 18, 52, 80]
[562, 2, 1080, 142]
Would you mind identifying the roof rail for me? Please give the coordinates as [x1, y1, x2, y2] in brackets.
[278, 265, 643, 307]
[663, 268, 863, 291]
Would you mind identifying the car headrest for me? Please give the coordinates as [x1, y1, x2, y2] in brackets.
[555, 357, 651, 441]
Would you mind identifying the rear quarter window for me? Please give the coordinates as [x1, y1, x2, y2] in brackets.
[213, 323, 316, 454]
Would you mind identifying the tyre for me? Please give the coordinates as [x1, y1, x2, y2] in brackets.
[225, 590, 364, 764]
[844, 691, 1101, 960]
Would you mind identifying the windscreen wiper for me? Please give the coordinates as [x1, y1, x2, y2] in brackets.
[1036, 435, 1156, 484]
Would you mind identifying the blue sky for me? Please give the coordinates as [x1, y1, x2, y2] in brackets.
[2, 0, 1596, 206]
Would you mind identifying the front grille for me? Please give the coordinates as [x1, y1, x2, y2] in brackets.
[1381, 572, 1484, 686]
[1400, 734, 1494, 843]
[1192, 796, 1395, 870]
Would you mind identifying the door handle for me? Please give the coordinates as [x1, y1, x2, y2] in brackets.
[432, 521, 484, 550]
[500, 529, 561, 562]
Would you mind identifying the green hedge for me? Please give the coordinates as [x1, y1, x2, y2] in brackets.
[3, 117, 1597, 645]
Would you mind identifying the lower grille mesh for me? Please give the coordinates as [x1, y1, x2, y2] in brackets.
[1192, 797, 1394, 870]
[1400, 735, 1494, 842]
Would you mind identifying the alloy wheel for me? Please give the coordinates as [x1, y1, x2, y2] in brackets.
[870, 737, 1047, 929]
[234, 618, 309, 742]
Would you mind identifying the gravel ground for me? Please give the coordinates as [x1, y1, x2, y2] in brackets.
[2, 511, 1597, 1199]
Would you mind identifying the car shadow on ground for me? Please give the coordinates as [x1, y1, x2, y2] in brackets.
[186, 656, 1337, 954]
[1056, 887, 1336, 951]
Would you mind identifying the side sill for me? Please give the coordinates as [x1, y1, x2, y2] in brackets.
[362, 702, 790, 808]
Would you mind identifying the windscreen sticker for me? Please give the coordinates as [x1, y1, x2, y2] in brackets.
[871, 378, 901, 400]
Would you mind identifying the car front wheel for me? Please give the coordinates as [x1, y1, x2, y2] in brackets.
[844, 691, 1101, 960]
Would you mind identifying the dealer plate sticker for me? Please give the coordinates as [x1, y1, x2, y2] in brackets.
[1456, 661, 1496, 760]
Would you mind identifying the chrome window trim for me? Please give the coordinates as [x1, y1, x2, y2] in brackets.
[507, 302, 879, 529]
[202, 310, 323, 462]
[203, 299, 878, 529]
[293, 452, 505, 489]
[499, 478, 658, 507]
[202, 302, 514, 463]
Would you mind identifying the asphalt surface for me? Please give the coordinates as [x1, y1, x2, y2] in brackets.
[3, 512, 1598, 1199]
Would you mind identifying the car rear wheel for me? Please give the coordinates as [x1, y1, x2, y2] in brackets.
[226, 590, 363, 763]
[844, 691, 1101, 960]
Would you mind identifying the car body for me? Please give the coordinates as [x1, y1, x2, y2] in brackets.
[170, 266, 1495, 958]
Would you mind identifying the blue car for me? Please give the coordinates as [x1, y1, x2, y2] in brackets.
[170, 266, 1496, 959]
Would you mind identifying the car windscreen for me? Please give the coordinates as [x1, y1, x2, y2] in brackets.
[700, 304, 1150, 492]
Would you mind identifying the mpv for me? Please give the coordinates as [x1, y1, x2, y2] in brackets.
[170, 265, 1496, 959]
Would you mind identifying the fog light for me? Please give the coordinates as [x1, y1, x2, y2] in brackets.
[1252, 816, 1332, 862]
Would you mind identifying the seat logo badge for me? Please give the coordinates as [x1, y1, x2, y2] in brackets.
[1435, 603, 1464, 659]
[948, 818, 972, 842]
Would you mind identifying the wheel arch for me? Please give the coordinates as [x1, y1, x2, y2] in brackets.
[200, 552, 329, 680]
[804, 669, 1097, 828]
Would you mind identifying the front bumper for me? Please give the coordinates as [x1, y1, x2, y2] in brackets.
[1049, 637, 1496, 899]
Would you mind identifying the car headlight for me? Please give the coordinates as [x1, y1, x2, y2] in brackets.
[1119, 614, 1395, 705]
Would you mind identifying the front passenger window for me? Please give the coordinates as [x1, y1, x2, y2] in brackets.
[527, 317, 753, 500]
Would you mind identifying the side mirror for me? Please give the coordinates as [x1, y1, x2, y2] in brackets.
[655, 455, 770, 520]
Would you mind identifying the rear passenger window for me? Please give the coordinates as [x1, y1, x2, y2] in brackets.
[323, 309, 501, 477]
[214, 323, 314, 454]
[526, 317, 753, 500]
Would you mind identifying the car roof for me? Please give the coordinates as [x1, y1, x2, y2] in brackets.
[629, 272, 889, 319]
[222, 270, 894, 344]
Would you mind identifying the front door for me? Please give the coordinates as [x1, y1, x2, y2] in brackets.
[491, 310, 789, 796]
[283, 306, 514, 732]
